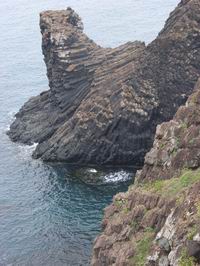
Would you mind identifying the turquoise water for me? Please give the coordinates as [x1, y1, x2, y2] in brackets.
[0, 0, 179, 265]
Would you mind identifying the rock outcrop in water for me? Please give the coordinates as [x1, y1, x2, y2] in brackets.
[92, 78, 200, 266]
[7, 0, 200, 165]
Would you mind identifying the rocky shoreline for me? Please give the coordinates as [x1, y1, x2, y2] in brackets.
[8, 0, 200, 166]
[7, 0, 200, 265]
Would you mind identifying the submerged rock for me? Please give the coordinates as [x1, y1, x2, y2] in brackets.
[8, 0, 200, 165]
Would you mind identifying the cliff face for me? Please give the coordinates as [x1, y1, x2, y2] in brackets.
[8, 0, 200, 165]
[137, 78, 200, 183]
[92, 79, 200, 265]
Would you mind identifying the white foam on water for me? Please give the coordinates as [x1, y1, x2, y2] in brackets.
[18, 142, 38, 161]
[0, 111, 16, 133]
[88, 168, 98, 173]
[103, 170, 132, 183]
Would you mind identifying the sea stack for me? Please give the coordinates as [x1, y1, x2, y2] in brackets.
[8, 0, 200, 165]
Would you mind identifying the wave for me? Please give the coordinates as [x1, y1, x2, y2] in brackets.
[102, 170, 132, 184]
[76, 168, 133, 185]
[88, 168, 98, 173]
[18, 142, 38, 160]
[0, 110, 16, 134]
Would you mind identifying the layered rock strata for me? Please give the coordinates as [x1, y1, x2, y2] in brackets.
[8, 0, 200, 165]
[92, 79, 200, 265]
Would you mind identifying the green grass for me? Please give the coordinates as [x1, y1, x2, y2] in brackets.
[159, 142, 166, 149]
[187, 226, 198, 240]
[179, 250, 196, 266]
[171, 147, 178, 156]
[131, 228, 155, 266]
[114, 198, 130, 214]
[181, 122, 188, 130]
[179, 256, 196, 266]
[189, 138, 195, 145]
[114, 198, 127, 208]
[143, 169, 200, 198]
[190, 93, 198, 105]
[175, 137, 180, 147]
[130, 221, 139, 232]
[176, 193, 185, 206]
[195, 201, 200, 218]
[123, 207, 130, 214]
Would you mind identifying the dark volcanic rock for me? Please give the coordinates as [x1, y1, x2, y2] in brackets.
[8, 0, 200, 165]
[137, 78, 200, 183]
[91, 79, 200, 266]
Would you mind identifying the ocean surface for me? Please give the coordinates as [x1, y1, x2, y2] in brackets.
[0, 0, 179, 265]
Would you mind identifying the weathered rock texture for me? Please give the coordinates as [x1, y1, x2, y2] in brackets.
[92, 79, 200, 265]
[7, 0, 200, 165]
[137, 78, 200, 183]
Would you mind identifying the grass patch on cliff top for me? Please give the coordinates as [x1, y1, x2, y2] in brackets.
[142, 168, 200, 198]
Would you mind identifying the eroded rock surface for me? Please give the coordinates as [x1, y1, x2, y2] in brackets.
[8, 0, 200, 165]
[137, 78, 200, 183]
[92, 79, 200, 265]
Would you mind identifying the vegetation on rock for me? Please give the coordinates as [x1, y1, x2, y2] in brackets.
[92, 77, 200, 265]
[130, 228, 155, 266]
[142, 169, 200, 197]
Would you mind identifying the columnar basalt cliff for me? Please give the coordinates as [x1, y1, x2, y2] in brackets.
[92, 79, 200, 266]
[8, 0, 200, 165]
[137, 78, 200, 184]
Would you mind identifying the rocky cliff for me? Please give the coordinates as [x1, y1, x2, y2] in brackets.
[92, 79, 200, 265]
[8, 0, 200, 165]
